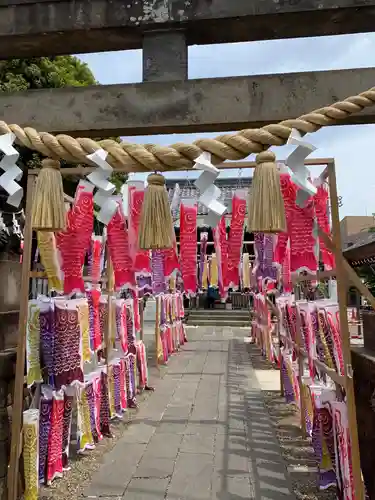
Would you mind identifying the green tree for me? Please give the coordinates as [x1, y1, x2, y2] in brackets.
[0, 56, 96, 91]
[0, 56, 126, 198]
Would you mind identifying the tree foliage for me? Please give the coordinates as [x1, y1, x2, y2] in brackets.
[0, 56, 126, 198]
[0, 56, 96, 91]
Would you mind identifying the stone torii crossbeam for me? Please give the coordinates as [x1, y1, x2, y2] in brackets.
[1, 0, 375, 59]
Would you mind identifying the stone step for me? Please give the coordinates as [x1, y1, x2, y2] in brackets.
[187, 309, 249, 316]
[187, 318, 250, 327]
[188, 317, 250, 324]
[188, 313, 250, 320]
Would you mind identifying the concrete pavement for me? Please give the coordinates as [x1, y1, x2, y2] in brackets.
[84, 327, 295, 500]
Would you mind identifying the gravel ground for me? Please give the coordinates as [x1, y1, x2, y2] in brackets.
[247, 345, 337, 500]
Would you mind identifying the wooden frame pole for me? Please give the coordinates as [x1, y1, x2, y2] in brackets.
[8, 175, 35, 500]
[29, 158, 335, 176]
[327, 160, 365, 500]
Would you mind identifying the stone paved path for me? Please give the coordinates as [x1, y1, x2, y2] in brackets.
[84, 327, 295, 500]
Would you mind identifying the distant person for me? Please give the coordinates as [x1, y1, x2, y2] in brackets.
[143, 296, 148, 310]
[183, 295, 190, 309]
[206, 285, 216, 309]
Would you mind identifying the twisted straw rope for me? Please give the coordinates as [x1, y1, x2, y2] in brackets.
[0, 87, 374, 172]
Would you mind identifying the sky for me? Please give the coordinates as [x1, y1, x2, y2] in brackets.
[78, 32, 375, 218]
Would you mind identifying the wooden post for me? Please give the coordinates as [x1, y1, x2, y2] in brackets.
[327, 161, 365, 500]
[8, 175, 35, 500]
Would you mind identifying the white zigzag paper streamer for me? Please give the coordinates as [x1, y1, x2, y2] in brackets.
[286, 130, 320, 265]
[121, 182, 129, 217]
[86, 149, 118, 224]
[286, 129, 317, 202]
[170, 183, 181, 219]
[0, 133, 23, 207]
[193, 152, 227, 227]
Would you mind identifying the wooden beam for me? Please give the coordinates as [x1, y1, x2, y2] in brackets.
[1, 0, 375, 58]
[29, 158, 335, 176]
[1, 69, 375, 138]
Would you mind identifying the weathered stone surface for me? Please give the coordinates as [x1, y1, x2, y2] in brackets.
[143, 31, 187, 82]
[145, 433, 182, 458]
[123, 478, 169, 499]
[1, 69, 375, 139]
[167, 452, 213, 500]
[84, 442, 147, 497]
[211, 473, 256, 500]
[134, 455, 175, 478]
[1, 0, 375, 58]
[180, 432, 215, 455]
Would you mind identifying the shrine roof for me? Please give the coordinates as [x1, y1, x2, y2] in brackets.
[343, 231, 375, 266]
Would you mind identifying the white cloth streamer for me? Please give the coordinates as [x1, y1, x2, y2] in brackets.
[0, 133, 23, 207]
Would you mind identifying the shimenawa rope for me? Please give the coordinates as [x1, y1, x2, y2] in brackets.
[0, 87, 374, 172]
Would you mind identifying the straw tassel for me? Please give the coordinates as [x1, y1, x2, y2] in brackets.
[138, 173, 173, 250]
[31, 159, 66, 231]
[247, 151, 286, 233]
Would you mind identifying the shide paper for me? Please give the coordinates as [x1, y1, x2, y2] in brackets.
[0, 132, 23, 207]
[286, 129, 317, 204]
[86, 149, 118, 225]
[193, 152, 227, 227]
